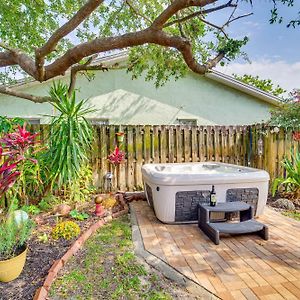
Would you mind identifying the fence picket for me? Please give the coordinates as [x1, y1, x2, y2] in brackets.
[31, 124, 298, 191]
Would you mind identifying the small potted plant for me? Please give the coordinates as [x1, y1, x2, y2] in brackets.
[116, 131, 125, 143]
[0, 217, 33, 282]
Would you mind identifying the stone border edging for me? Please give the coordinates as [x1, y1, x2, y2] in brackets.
[34, 203, 129, 300]
[130, 203, 219, 300]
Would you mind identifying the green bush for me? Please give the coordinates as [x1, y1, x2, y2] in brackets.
[272, 150, 300, 197]
[70, 210, 89, 221]
[21, 205, 41, 215]
[0, 116, 25, 134]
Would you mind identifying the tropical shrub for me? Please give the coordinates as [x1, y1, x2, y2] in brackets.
[0, 151, 20, 201]
[55, 164, 95, 204]
[0, 116, 25, 134]
[0, 124, 43, 206]
[47, 82, 95, 190]
[0, 218, 33, 260]
[272, 151, 300, 198]
[51, 221, 81, 240]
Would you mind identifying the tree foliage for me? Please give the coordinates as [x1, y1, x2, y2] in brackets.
[0, 0, 298, 102]
[233, 74, 286, 97]
[269, 102, 300, 129]
[270, 0, 300, 28]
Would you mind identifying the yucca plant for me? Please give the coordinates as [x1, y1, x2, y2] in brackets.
[47, 82, 95, 188]
[272, 150, 300, 198]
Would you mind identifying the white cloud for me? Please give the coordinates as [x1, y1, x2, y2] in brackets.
[217, 60, 300, 94]
[243, 21, 261, 28]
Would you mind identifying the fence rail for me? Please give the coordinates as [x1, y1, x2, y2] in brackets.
[29, 124, 300, 191]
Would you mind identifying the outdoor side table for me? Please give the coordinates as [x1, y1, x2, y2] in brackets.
[198, 202, 269, 245]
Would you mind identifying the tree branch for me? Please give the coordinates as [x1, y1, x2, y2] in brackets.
[0, 43, 37, 78]
[0, 51, 15, 67]
[35, 0, 105, 81]
[198, 17, 229, 38]
[125, 0, 152, 25]
[154, 31, 225, 74]
[224, 12, 253, 27]
[68, 56, 109, 95]
[43, 24, 228, 81]
[0, 42, 16, 52]
[163, 0, 236, 28]
[0, 85, 52, 103]
[152, 0, 218, 29]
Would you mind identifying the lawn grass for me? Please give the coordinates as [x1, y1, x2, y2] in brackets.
[49, 216, 192, 300]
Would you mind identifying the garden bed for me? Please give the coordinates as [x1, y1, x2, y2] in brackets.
[0, 200, 121, 300]
[267, 194, 300, 221]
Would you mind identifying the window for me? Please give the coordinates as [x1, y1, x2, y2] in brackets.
[87, 118, 109, 125]
[177, 118, 197, 126]
[22, 118, 41, 125]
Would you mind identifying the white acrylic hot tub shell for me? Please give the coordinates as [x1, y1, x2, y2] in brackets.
[142, 162, 270, 224]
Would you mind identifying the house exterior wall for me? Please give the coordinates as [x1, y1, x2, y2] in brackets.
[0, 69, 274, 125]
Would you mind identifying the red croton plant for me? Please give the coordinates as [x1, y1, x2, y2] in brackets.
[108, 146, 125, 166]
[0, 124, 39, 204]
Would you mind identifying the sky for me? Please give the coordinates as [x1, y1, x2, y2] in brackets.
[209, 0, 300, 94]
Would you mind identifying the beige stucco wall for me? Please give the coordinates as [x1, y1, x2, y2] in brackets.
[0, 69, 275, 125]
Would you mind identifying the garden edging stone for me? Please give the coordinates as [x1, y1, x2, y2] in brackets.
[33, 201, 129, 300]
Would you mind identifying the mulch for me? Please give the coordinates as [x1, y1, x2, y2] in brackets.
[0, 202, 123, 300]
[267, 194, 300, 210]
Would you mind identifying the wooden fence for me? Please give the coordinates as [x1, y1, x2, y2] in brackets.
[30, 124, 300, 191]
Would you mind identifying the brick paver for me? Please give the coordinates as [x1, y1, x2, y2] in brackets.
[132, 201, 300, 300]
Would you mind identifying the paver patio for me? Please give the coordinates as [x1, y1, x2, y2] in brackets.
[131, 201, 300, 300]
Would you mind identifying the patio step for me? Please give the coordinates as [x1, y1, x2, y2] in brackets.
[209, 219, 265, 234]
[198, 201, 269, 245]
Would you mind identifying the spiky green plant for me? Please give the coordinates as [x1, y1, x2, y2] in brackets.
[272, 150, 300, 197]
[0, 219, 33, 260]
[47, 82, 95, 188]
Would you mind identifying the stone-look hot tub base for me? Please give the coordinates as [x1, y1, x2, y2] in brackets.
[174, 187, 259, 223]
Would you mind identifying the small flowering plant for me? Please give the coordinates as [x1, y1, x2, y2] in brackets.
[108, 146, 125, 166]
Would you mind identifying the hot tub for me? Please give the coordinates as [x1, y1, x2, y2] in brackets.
[142, 162, 269, 224]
